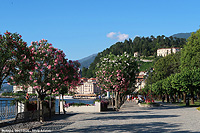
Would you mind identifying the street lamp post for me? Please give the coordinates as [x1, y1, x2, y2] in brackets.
[150, 68, 153, 101]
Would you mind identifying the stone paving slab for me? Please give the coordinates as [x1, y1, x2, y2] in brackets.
[1, 102, 200, 132]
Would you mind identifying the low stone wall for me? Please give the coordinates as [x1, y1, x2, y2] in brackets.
[60, 101, 101, 113]
[17, 102, 55, 115]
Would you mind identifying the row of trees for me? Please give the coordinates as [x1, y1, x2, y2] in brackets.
[151, 68, 200, 104]
[142, 29, 200, 105]
[82, 35, 186, 78]
[95, 52, 138, 109]
[0, 31, 80, 121]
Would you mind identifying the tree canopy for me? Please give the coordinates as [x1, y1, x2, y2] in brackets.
[181, 29, 200, 70]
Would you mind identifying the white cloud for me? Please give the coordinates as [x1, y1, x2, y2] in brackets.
[106, 32, 116, 39]
[107, 32, 129, 41]
[117, 33, 129, 41]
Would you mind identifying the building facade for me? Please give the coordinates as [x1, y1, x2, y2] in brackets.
[75, 78, 100, 94]
[13, 85, 36, 94]
[157, 47, 180, 57]
[134, 52, 139, 57]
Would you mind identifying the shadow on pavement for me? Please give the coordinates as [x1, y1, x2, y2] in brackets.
[44, 113, 77, 121]
[61, 122, 191, 133]
[92, 110, 150, 115]
[148, 103, 189, 110]
[83, 114, 179, 121]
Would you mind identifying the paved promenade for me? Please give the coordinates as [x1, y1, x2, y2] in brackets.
[1, 101, 200, 132]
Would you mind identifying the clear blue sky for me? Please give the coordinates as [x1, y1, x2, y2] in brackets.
[0, 0, 199, 60]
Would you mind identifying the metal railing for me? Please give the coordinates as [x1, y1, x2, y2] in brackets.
[0, 100, 18, 121]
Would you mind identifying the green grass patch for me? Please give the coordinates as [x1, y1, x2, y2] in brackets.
[138, 61, 154, 71]
[178, 100, 200, 107]
[197, 107, 200, 111]
[140, 102, 159, 105]
[141, 56, 155, 60]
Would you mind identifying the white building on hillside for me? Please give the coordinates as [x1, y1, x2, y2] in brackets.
[157, 47, 180, 57]
[134, 52, 139, 57]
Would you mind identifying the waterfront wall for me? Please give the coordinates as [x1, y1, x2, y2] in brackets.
[17, 102, 55, 116]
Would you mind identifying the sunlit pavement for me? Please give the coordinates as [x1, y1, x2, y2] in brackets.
[28, 101, 200, 132]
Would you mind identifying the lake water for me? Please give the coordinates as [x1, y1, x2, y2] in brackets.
[0, 97, 14, 107]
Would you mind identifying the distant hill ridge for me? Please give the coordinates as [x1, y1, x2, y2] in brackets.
[171, 32, 193, 39]
[78, 53, 97, 69]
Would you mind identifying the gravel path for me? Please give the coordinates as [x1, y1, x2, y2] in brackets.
[1, 102, 200, 132]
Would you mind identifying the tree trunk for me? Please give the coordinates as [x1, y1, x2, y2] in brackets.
[58, 95, 60, 114]
[118, 93, 121, 108]
[183, 92, 186, 104]
[62, 94, 66, 114]
[174, 94, 177, 103]
[159, 94, 162, 100]
[111, 90, 114, 109]
[37, 97, 40, 121]
[191, 91, 194, 105]
[197, 93, 200, 100]
[39, 98, 44, 122]
[177, 91, 180, 102]
[166, 94, 169, 103]
[115, 91, 118, 109]
[48, 94, 52, 119]
[162, 94, 165, 103]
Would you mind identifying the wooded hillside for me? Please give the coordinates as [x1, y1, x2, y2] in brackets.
[82, 35, 186, 78]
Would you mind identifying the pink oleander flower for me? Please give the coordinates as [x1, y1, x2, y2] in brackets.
[43, 63, 47, 66]
[47, 83, 50, 86]
[34, 80, 37, 83]
[52, 78, 55, 80]
[18, 70, 22, 74]
[47, 65, 51, 69]
[29, 72, 33, 75]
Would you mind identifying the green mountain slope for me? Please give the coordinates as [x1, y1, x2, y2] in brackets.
[82, 35, 187, 78]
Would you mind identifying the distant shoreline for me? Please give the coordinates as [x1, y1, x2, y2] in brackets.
[0, 96, 15, 98]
